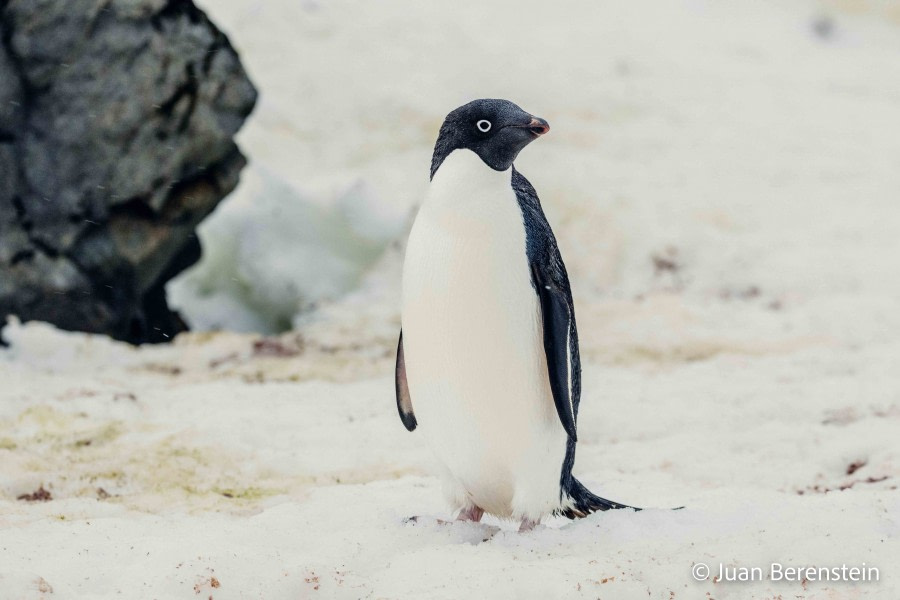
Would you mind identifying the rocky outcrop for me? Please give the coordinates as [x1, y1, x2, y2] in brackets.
[0, 0, 256, 344]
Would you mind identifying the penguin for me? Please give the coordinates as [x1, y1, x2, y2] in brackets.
[396, 99, 637, 531]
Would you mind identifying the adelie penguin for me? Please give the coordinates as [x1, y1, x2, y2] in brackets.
[396, 99, 638, 531]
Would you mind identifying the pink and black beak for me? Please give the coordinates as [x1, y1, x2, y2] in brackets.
[508, 115, 550, 139]
[522, 116, 550, 137]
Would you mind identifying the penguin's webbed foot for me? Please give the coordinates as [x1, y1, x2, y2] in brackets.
[456, 505, 485, 522]
[518, 518, 540, 532]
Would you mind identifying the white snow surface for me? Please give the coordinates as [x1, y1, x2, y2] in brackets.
[4, 0, 900, 598]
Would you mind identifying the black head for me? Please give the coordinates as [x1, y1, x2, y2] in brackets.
[429, 99, 549, 179]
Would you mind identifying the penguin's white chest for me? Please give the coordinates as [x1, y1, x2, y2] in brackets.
[401, 150, 566, 520]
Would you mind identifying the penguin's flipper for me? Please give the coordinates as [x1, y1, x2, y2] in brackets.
[531, 263, 578, 442]
[513, 169, 581, 442]
[395, 331, 417, 431]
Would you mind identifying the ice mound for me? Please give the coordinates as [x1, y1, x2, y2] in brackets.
[168, 167, 405, 334]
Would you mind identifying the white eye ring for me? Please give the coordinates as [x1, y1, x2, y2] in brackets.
[476, 119, 492, 133]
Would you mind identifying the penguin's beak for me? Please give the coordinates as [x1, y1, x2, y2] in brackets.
[511, 116, 550, 137]
[526, 117, 550, 136]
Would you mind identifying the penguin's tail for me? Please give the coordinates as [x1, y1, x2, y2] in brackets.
[557, 477, 641, 519]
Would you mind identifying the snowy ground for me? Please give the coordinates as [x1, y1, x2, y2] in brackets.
[3, 0, 900, 598]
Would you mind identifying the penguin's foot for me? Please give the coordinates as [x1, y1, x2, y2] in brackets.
[518, 518, 540, 532]
[456, 505, 484, 522]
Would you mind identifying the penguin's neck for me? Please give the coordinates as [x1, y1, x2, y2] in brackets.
[422, 150, 516, 236]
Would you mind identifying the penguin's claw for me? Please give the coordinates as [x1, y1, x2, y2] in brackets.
[456, 505, 485, 522]
[518, 518, 540, 532]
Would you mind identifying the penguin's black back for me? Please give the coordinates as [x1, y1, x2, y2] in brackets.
[510, 168, 582, 497]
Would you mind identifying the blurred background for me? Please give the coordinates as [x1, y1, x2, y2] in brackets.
[3, 0, 900, 361]
[2, 1, 899, 597]
[176, 0, 900, 366]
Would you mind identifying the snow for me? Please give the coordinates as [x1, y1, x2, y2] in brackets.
[2, 322, 898, 598]
[3, 0, 900, 597]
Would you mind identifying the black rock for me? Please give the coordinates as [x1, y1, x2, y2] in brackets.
[0, 0, 256, 344]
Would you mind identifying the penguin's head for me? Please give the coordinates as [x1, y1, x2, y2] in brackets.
[430, 99, 549, 178]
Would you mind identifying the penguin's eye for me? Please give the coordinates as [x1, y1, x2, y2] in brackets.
[476, 119, 492, 133]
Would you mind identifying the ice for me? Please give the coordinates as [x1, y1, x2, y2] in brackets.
[168, 168, 404, 333]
